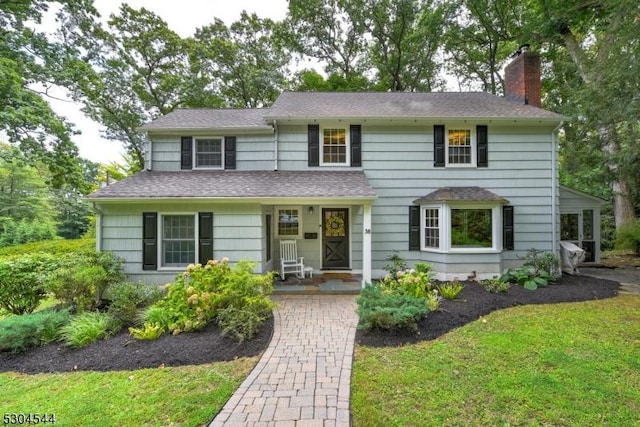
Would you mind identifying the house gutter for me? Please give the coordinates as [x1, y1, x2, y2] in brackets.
[273, 119, 279, 171]
[551, 121, 564, 257]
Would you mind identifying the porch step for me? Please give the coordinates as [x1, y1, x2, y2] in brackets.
[273, 276, 362, 295]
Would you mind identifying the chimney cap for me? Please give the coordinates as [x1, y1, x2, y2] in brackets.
[510, 43, 531, 58]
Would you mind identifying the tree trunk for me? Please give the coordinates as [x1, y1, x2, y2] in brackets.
[612, 178, 636, 229]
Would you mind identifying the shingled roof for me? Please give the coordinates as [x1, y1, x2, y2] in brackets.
[88, 170, 376, 200]
[267, 92, 566, 121]
[413, 187, 508, 204]
[139, 108, 271, 132]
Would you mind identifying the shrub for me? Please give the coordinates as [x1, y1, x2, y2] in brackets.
[479, 277, 511, 293]
[0, 238, 95, 258]
[357, 283, 428, 332]
[60, 312, 121, 348]
[131, 258, 275, 341]
[379, 265, 434, 298]
[106, 282, 164, 325]
[501, 266, 553, 291]
[46, 251, 124, 312]
[383, 252, 408, 277]
[0, 308, 71, 353]
[425, 290, 442, 311]
[437, 280, 464, 300]
[616, 219, 640, 255]
[217, 304, 270, 342]
[521, 248, 561, 280]
[0, 254, 61, 315]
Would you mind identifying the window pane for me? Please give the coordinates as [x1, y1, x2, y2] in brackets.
[583, 210, 593, 240]
[162, 215, 195, 266]
[424, 208, 440, 249]
[322, 128, 347, 164]
[278, 209, 299, 236]
[561, 214, 579, 240]
[451, 209, 492, 248]
[195, 138, 222, 167]
[448, 129, 472, 164]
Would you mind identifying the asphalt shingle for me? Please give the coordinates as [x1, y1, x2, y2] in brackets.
[88, 170, 377, 200]
[267, 92, 566, 121]
[139, 108, 271, 131]
[413, 187, 508, 204]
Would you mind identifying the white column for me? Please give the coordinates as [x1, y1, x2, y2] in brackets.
[362, 204, 372, 286]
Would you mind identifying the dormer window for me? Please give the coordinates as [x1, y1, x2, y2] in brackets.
[195, 137, 223, 169]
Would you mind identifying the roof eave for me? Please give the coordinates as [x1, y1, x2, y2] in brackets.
[88, 195, 377, 204]
[138, 125, 274, 134]
[265, 115, 568, 123]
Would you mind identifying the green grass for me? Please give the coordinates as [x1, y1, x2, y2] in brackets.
[0, 357, 257, 426]
[352, 295, 640, 426]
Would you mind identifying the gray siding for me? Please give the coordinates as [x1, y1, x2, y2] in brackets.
[151, 133, 274, 171]
[98, 202, 264, 284]
[277, 122, 558, 278]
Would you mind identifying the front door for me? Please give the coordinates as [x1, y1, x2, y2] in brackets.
[322, 208, 349, 269]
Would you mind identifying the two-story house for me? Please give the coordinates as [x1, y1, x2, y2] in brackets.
[88, 49, 602, 285]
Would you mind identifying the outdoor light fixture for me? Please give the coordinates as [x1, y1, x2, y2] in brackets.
[308, 206, 314, 215]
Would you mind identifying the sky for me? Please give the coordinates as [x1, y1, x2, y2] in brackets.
[44, 0, 289, 164]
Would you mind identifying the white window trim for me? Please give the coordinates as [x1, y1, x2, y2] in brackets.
[193, 136, 224, 170]
[320, 124, 350, 166]
[445, 126, 476, 168]
[274, 206, 303, 239]
[158, 212, 199, 271]
[421, 203, 502, 253]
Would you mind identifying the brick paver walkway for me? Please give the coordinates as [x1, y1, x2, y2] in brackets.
[210, 295, 358, 427]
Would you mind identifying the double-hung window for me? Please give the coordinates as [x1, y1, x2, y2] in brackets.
[194, 137, 223, 169]
[447, 128, 475, 166]
[162, 214, 196, 267]
[321, 127, 349, 165]
[420, 204, 501, 252]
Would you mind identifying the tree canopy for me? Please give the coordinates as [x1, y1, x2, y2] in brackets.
[0, 0, 638, 232]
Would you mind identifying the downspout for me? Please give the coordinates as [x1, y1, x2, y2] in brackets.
[91, 202, 104, 252]
[273, 119, 279, 171]
[146, 136, 152, 171]
[551, 121, 564, 257]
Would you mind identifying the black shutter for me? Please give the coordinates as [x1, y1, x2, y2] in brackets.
[308, 124, 319, 167]
[181, 136, 192, 170]
[225, 136, 236, 170]
[350, 124, 362, 167]
[433, 125, 445, 167]
[503, 205, 514, 250]
[142, 212, 158, 270]
[477, 125, 488, 167]
[409, 206, 421, 250]
[198, 212, 214, 264]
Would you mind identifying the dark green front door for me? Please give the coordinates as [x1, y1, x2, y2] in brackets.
[322, 208, 349, 269]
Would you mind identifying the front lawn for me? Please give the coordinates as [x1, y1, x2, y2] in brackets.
[352, 294, 640, 426]
[0, 358, 256, 426]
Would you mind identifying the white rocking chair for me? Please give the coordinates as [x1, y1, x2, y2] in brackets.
[280, 240, 304, 279]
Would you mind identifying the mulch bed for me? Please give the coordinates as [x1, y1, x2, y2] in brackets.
[356, 274, 620, 347]
[0, 316, 273, 375]
[0, 274, 620, 374]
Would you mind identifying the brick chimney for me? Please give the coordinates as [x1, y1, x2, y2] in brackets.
[504, 45, 541, 108]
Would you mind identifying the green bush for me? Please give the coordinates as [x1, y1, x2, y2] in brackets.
[59, 312, 121, 348]
[616, 219, 640, 255]
[0, 308, 71, 353]
[437, 280, 464, 300]
[46, 251, 124, 312]
[521, 248, 561, 280]
[379, 263, 434, 298]
[106, 282, 164, 325]
[0, 218, 57, 248]
[479, 277, 511, 293]
[217, 303, 270, 342]
[130, 258, 275, 341]
[0, 254, 61, 315]
[0, 238, 95, 258]
[357, 283, 428, 332]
